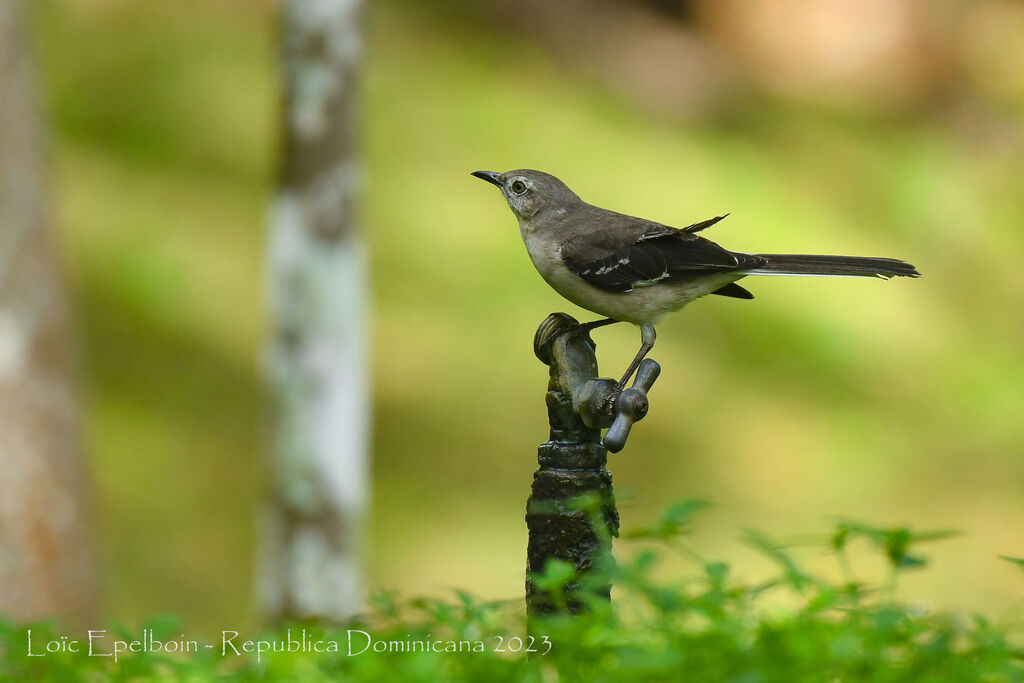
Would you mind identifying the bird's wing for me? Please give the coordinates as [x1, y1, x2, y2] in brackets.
[561, 219, 763, 293]
[710, 282, 754, 299]
[681, 214, 729, 234]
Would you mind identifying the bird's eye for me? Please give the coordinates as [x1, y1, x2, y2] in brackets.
[510, 179, 528, 195]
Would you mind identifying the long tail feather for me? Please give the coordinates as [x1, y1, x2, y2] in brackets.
[746, 254, 920, 279]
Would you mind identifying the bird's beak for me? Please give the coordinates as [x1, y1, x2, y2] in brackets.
[471, 170, 503, 187]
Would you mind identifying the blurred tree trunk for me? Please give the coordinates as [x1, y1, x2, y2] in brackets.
[260, 0, 369, 620]
[0, 0, 95, 622]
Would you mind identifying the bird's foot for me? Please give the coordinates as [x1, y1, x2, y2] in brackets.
[565, 323, 598, 349]
[566, 318, 619, 351]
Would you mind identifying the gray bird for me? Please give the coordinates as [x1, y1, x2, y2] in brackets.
[473, 169, 920, 388]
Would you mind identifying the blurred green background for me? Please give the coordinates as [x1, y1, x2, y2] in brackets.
[28, 0, 1024, 634]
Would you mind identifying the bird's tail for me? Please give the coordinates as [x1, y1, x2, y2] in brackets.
[747, 254, 920, 279]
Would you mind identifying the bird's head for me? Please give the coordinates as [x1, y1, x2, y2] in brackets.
[472, 169, 581, 222]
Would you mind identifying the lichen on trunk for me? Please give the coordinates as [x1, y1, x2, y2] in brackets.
[261, 0, 369, 621]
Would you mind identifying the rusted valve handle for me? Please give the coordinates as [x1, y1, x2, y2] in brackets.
[603, 359, 661, 453]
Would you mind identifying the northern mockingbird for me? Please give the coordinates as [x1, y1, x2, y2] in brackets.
[473, 169, 920, 389]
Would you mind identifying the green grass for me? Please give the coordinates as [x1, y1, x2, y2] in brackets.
[24, 0, 1024, 637]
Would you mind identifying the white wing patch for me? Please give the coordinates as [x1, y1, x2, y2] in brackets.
[593, 257, 630, 276]
[630, 269, 671, 289]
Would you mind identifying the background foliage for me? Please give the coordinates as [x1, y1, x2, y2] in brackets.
[4, 504, 1022, 680]
[22, 0, 1024, 643]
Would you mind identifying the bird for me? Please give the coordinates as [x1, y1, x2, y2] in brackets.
[472, 169, 920, 390]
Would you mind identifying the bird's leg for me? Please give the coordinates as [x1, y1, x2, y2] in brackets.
[566, 317, 621, 346]
[616, 324, 656, 390]
[576, 317, 620, 335]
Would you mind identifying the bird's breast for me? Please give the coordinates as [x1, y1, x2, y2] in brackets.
[520, 228, 563, 281]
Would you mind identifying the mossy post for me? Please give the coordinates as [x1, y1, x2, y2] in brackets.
[526, 313, 659, 621]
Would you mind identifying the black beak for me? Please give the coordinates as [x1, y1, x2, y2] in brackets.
[471, 170, 503, 187]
